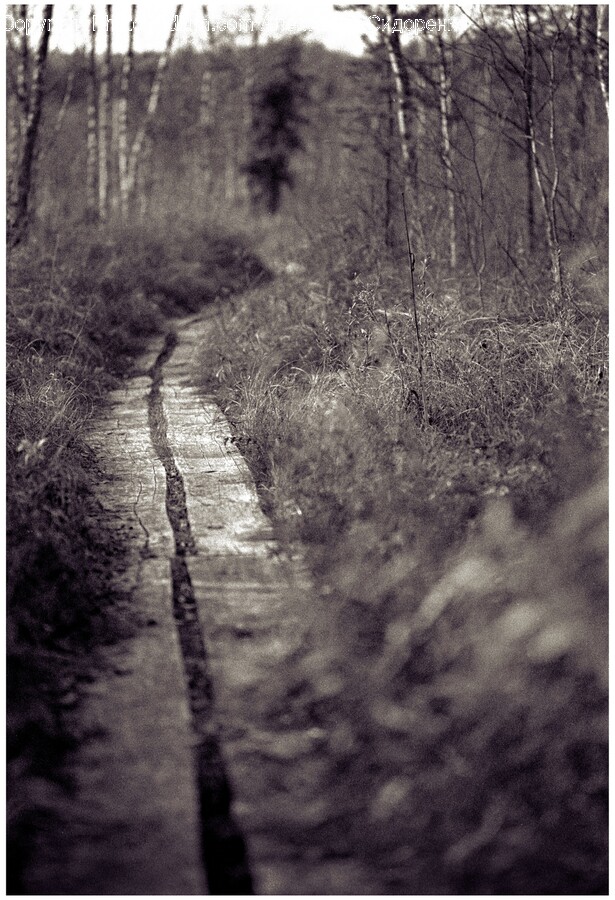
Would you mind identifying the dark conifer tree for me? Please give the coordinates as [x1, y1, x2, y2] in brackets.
[245, 39, 308, 214]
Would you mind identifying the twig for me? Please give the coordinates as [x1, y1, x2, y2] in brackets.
[402, 191, 427, 425]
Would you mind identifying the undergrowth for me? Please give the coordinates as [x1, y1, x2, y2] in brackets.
[6, 220, 268, 892]
[197, 229, 608, 893]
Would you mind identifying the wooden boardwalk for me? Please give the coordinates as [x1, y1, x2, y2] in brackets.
[27, 314, 375, 895]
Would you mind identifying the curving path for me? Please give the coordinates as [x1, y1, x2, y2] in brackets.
[28, 312, 377, 895]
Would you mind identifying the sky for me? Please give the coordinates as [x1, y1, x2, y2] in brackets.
[11, 3, 371, 54]
[8, 3, 471, 56]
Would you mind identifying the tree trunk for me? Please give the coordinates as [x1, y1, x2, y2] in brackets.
[522, 10, 562, 295]
[118, 4, 136, 221]
[241, 19, 261, 200]
[7, 93, 20, 206]
[98, 4, 113, 222]
[55, 70, 75, 137]
[383, 5, 419, 250]
[384, 83, 393, 247]
[199, 59, 214, 128]
[197, 3, 215, 199]
[86, 5, 99, 224]
[126, 4, 181, 199]
[596, 5, 609, 120]
[8, 5, 53, 246]
[136, 136, 152, 223]
[545, 38, 563, 294]
[16, 4, 30, 134]
[437, 19, 456, 269]
[524, 5, 535, 254]
[199, 5, 215, 129]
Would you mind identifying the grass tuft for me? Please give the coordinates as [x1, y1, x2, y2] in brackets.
[196, 234, 608, 893]
[7, 220, 267, 892]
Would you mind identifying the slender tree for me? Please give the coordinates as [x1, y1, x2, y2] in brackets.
[98, 4, 113, 221]
[86, 5, 99, 223]
[15, 4, 30, 135]
[8, 5, 53, 246]
[126, 4, 182, 199]
[383, 4, 419, 244]
[595, 5, 609, 119]
[118, 4, 136, 220]
[384, 75, 394, 247]
[464, 6, 566, 291]
[567, 5, 595, 229]
[523, 4, 536, 253]
[521, 8, 564, 293]
[55, 71, 75, 138]
[199, 5, 215, 130]
[7, 9, 25, 202]
[436, 6, 456, 268]
[7, 93, 20, 199]
[242, 6, 262, 198]
[334, 4, 428, 249]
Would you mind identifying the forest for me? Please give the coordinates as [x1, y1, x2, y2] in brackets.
[6, 3, 608, 895]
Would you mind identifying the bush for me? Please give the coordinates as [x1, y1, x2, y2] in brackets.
[6, 220, 268, 891]
[196, 245, 608, 892]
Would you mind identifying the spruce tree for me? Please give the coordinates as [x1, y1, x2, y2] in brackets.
[245, 39, 308, 214]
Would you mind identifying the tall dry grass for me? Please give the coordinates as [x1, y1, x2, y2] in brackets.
[197, 231, 608, 892]
[7, 220, 269, 891]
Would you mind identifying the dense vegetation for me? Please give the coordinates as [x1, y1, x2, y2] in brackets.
[6, 225, 269, 891]
[197, 218, 607, 893]
[7, 4, 608, 893]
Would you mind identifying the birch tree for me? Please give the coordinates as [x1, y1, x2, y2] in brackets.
[333, 3, 424, 248]
[118, 4, 136, 220]
[382, 4, 419, 245]
[199, 5, 215, 130]
[16, 4, 30, 135]
[98, 4, 113, 221]
[8, 94, 20, 199]
[242, 7, 261, 198]
[595, 5, 609, 119]
[7, 4, 30, 201]
[198, 3, 217, 195]
[463, 6, 566, 292]
[569, 5, 595, 229]
[56, 71, 75, 136]
[518, 8, 564, 294]
[125, 4, 182, 201]
[523, 4, 536, 253]
[8, 5, 53, 246]
[436, 7, 456, 269]
[384, 73, 394, 247]
[86, 5, 99, 223]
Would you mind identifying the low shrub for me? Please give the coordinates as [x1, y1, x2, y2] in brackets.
[6, 219, 267, 891]
[197, 246, 608, 892]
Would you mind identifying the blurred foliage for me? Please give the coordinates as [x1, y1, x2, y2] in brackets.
[198, 227, 607, 892]
[6, 6, 609, 891]
[245, 38, 309, 213]
[6, 223, 268, 892]
[9, 15, 608, 277]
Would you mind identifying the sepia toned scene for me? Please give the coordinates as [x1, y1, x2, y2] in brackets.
[6, 2, 608, 895]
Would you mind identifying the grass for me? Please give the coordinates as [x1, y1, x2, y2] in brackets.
[7, 210, 607, 892]
[196, 225, 608, 893]
[6, 220, 269, 892]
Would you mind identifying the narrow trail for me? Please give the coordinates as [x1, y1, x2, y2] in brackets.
[27, 311, 376, 895]
[146, 328, 252, 894]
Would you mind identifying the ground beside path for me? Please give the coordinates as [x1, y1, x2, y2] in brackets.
[25, 312, 377, 895]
